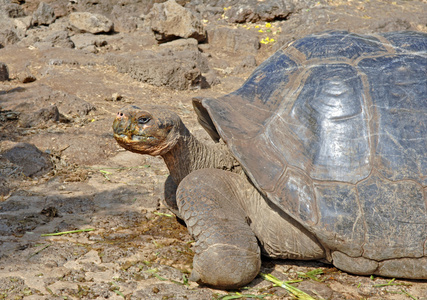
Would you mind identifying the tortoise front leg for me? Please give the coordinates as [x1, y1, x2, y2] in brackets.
[177, 169, 261, 289]
[162, 175, 181, 218]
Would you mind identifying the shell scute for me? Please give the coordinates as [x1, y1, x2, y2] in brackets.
[358, 54, 427, 184]
[356, 173, 426, 260]
[381, 31, 427, 53]
[291, 30, 387, 60]
[314, 182, 364, 257]
[286, 63, 371, 183]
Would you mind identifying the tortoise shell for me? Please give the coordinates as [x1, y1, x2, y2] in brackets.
[194, 31, 427, 260]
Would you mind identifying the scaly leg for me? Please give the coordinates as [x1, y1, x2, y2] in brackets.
[177, 169, 261, 289]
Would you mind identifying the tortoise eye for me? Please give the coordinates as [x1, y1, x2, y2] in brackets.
[138, 116, 151, 125]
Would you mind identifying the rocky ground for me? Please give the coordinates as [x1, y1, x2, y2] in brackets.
[0, 0, 426, 299]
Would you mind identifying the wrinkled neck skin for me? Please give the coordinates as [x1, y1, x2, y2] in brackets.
[161, 127, 241, 185]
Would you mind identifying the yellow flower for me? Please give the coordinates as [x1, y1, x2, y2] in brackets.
[270, 38, 275, 43]
[260, 38, 267, 44]
[265, 22, 272, 28]
[255, 25, 260, 28]
[258, 29, 263, 33]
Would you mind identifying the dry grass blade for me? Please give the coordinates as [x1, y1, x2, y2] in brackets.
[153, 211, 174, 217]
[28, 243, 51, 258]
[41, 228, 95, 236]
[260, 273, 316, 300]
[373, 278, 411, 287]
[297, 268, 324, 282]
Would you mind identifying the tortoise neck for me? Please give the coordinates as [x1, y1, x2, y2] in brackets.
[161, 129, 239, 185]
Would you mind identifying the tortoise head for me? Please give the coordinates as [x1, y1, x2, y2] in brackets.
[112, 105, 185, 156]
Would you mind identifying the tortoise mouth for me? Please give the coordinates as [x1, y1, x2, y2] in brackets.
[113, 133, 160, 155]
[113, 133, 155, 143]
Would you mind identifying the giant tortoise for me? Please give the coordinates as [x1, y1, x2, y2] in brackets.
[113, 30, 427, 289]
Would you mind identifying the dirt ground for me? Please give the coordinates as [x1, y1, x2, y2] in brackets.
[1, 0, 427, 299]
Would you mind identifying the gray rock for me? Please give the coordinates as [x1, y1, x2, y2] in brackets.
[110, 1, 154, 33]
[19, 105, 60, 128]
[107, 50, 207, 90]
[145, 0, 206, 43]
[160, 49, 210, 73]
[39, 30, 75, 49]
[69, 12, 114, 34]
[67, 0, 117, 18]
[159, 38, 199, 51]
[0, 2, 25, 18]
[44, 91, 96, 116]
[0, 21, 20, 47]
[32, 2, 56, 26]
[206, 26, 259, 54]
[2, 84, 95, 119]
[13, 16, 32, 39]
[186, 0, 312, 22]
[2, 143, 53, 178]
[70, 33, 107, 50]
[52, 91, 96, 117]
[224, 0, 295, 23]
[0, 62, 9, 81]
[185, 4, 223, 20]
